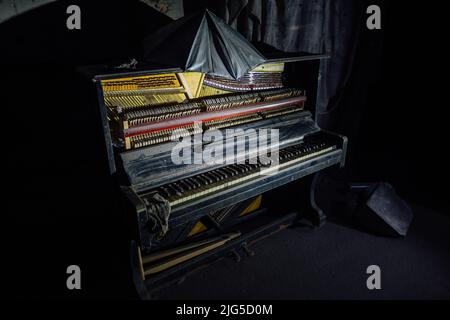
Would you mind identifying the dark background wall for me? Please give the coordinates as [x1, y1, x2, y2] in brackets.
[348, 2, 449, 212]
[2, 0, 448, 299]
[185, 0, 449, 212]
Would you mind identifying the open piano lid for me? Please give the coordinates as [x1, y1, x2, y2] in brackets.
[141, 9, 266, 80]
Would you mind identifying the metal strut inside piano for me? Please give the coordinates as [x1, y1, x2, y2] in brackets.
[93, 54, 347, 292]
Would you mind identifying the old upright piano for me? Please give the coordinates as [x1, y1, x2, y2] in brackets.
[90, 11, 347, 298]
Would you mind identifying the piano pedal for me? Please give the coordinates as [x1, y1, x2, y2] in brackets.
[241, 242, 255, 257]
[176, 276, 186, 285]
[230, 249, 241, 263]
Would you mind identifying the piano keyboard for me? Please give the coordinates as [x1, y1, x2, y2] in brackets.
[144, 140, 335, 207]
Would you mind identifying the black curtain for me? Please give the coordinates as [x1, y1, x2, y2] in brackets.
[212, 0, 361, 125]
[185, 0, 382, 176]
[185, 0, 449, 212]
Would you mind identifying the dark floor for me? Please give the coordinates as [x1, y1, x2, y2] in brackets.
[154, 203, 450, 299]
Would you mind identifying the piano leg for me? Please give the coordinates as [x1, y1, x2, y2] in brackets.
[130, 240, 152, 299]
[309, 172, 327, 227]
[297, 172, 327, 227]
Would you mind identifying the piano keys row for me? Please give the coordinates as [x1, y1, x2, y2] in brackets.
[147, 140, 335, 207]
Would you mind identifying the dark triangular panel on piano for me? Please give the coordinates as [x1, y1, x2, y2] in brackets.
[142, 9, 265, 79]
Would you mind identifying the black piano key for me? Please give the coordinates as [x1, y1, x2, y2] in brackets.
[199, 173, 214, 184]
[217, 168, 230, 179]
[188, 176, 202, 188]
[226, 166, 239, 176]
[234, 164, 247, 173]
[188, 178, 201, 189]
[173, 181, 186, 192]
[219, 167, 233, 177]
[180, 182, 194, 193]
[181, 179, 195, 191]
[227, 166, 240, 176]
[161, 186, 177, 198]
[243, 164, 254, 171]
[158, 186, 173, 198]
[207, 171, 221, 182]
[166, 184, 182, 197]
[196, 174, 210, 185]
[215, 168, 229, 180]
[236, 164, 246, 172]
[284, 150, 294, 159]
[172, 182, 185, 194]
